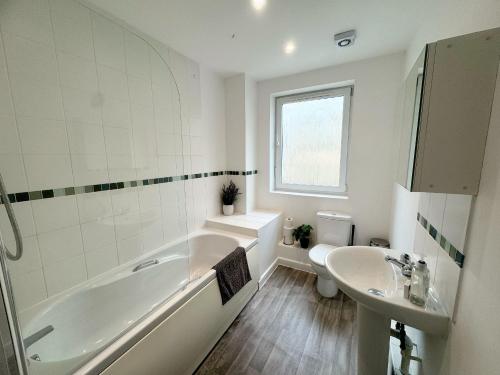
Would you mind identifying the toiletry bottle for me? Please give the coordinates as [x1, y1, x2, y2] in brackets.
[409, 260, 430, 306]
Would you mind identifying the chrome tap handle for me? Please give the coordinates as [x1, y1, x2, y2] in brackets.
[0, 173, 23, 261]
[400, 253, 412, 265]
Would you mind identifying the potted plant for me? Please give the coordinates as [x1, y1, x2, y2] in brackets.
[221, 180, 240, 216]
[293, 224, 313, 249]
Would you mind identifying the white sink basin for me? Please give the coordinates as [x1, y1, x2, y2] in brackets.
[325, 246, 450, 375]
[325, 246, 449, 334]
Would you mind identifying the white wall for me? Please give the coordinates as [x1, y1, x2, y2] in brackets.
[389, 3, 500, 372]
[438, 62, 500, 375]
[405, 0, 500, 74]
[256, 53, 405, 246]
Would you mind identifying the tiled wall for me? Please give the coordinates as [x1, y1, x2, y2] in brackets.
[0, 0, 225, 310]
[412, 193, 471, 315]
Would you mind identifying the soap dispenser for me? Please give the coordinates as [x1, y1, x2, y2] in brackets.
[409, 260, 430, 306]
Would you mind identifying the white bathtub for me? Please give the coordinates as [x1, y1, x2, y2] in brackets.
[21, 228, 258, 375]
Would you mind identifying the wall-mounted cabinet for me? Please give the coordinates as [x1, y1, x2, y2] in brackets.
[398, 28, 500, 195]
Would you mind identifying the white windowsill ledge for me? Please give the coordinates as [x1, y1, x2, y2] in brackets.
[270, 190, 349, 200]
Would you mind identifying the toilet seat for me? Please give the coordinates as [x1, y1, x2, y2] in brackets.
[309, 244, 337, 266]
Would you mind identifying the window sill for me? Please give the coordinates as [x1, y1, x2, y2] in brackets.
[270, 190, 349, 200]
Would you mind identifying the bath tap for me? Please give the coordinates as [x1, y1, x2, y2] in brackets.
[133, 259, 159, 272]
[385, 254, 414, 277]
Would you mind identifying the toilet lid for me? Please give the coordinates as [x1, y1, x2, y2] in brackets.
[309, 244, 337, 266]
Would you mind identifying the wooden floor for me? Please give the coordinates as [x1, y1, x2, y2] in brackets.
[195, 266, 358, 375]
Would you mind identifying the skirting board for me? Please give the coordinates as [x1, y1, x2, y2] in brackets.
[259, 257, 315, 288]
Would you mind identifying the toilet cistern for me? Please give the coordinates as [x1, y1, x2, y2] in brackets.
[308, 211, 352, 298]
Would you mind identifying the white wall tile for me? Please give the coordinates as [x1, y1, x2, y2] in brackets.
[92, 14, 125, 72]
[428, 193, 446, 231]
[157, 132, 176, 155]
[10, 79, 64, 120]
[10, 268, 47, 311]
[114, 211, 142, 241]
[111, 187, 139, 215]
[32, 195, 79, 233]
[141, 211, 163, 252]
[0, 201, 36, 240]
[0, 116, 21, 153]
[24, 154, 73, 190]
[44, 254, 87, 296]
[0, 68, 14, 117]
[190, 136, 205, 156]
[150, 47, 171, 87]
[0, 0, 210, 308]
[52, 12, 93, 60]
[67, 122, 106, 155]
[101, 97, 131, 128]
[158, 155, 177, 176]
[81, 218, 116, 252]
[104, 126, 133, 155]
[18, 120, 69, 154]
[57, 51, 98, 92]
[418, 192, 429, 218]
[77, 191, 113, 223]
[133, 126, 157, 158]
[49, 0, 90, 21]
[131, 104, 155, 132]
[6, 235, 42, 275]
[138, 185, 161, 211]
[125, 32, 151, 81]
[3, 31, 59, 87]
[442, 194, 472, 251]
[434, 251, 461, 315]
[85, 243, 118, 278]
[97, 65, 129, 101]
[0, 154, 28, 192]
[413, 224, 440, 283]
[38, 224, 83, 265]
[135, 155, 159, 180]
[61, 86, 102, 124]
[71, 154, 109, 186]
[0, 0, 54, 47]
[107, 154, 136, 181]
[117, 235, 142, 264]
[128, 76, 153, 107]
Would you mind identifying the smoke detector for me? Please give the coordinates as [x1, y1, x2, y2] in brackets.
[334, 30, 356, 47]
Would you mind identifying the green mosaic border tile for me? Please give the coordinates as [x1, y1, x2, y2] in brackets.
[0, 170, 258, 205]
[417, 212, 465, 268]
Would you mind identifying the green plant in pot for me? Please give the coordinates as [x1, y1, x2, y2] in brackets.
[221, 180, 240, 216]
[293, 224, 313, 249]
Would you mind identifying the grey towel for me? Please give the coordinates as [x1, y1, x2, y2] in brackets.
[213, 247, 252, 305]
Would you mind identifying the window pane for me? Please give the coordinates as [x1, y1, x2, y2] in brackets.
[281, 96, 344, 187]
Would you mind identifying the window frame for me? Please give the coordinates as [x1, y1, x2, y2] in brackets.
[274, 86, 352, 195]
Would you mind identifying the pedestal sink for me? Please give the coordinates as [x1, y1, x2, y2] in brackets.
[325, 246, 449, 375]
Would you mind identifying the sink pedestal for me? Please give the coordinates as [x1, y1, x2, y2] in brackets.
[357, 304, 391, 375]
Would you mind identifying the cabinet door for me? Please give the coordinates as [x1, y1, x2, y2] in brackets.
[397, 47, 427, 189]
[412, 30, 500, 194]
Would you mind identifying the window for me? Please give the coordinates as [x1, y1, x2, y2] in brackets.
[274, 86, 351, 195]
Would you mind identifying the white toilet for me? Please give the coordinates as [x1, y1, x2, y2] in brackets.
[308, 211, 352, 297]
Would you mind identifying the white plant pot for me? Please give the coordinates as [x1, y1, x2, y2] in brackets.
[222, 204, 234, 216]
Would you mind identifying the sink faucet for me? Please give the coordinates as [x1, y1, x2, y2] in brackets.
[385, 253, 414, 277]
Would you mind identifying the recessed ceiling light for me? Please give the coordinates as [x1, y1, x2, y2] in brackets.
[251, 0, 266, 12]
[284, 40, 296, 55]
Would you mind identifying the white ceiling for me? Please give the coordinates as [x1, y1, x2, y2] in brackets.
[85, 0, 429, 80]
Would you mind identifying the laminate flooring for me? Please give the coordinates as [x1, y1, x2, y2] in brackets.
[195, 266, 357, 375]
